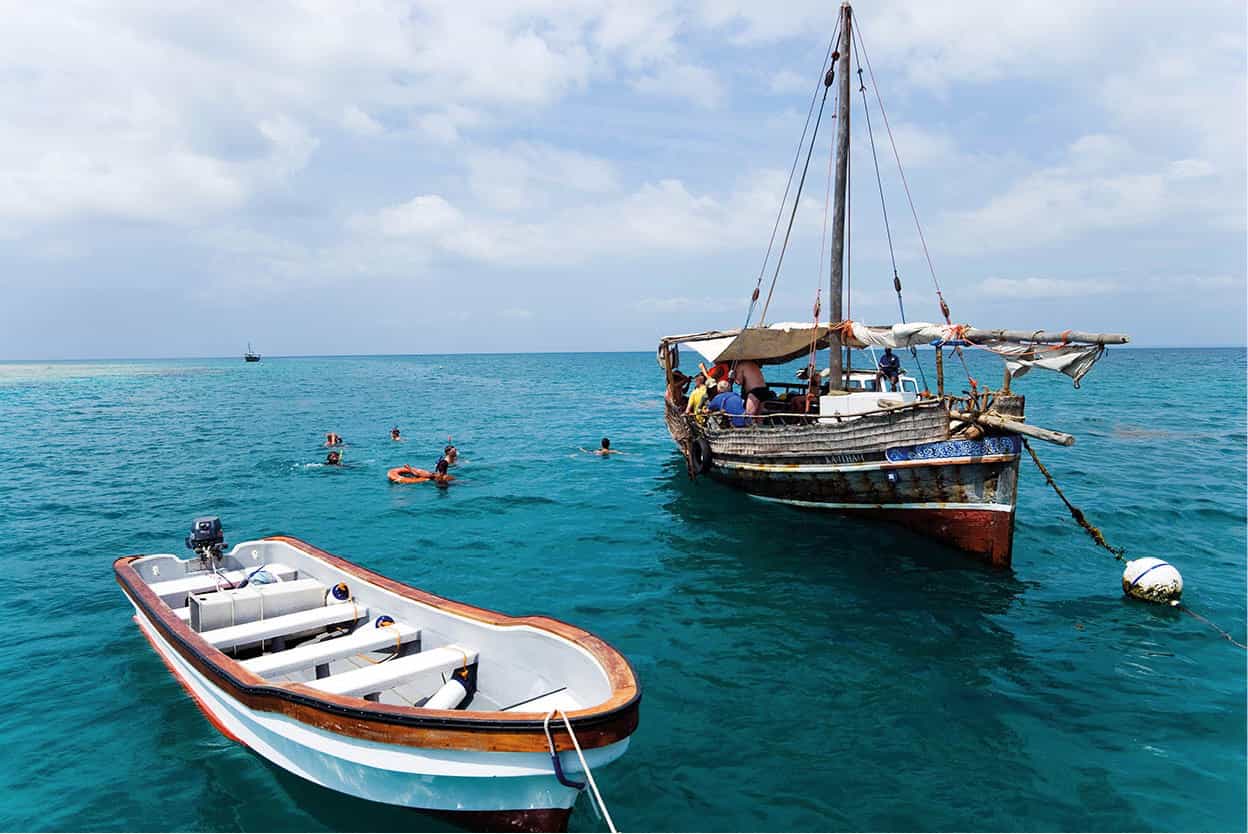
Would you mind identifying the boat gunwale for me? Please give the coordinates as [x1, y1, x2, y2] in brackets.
[114, 535, 640, 752]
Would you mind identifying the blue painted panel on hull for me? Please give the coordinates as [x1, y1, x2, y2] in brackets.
[886, 435, 1021, 462]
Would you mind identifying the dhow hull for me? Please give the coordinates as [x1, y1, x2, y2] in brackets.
[700, 437, 1021, 567]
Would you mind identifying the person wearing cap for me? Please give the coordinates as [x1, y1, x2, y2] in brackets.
[706, 379, 748, 427]
[876, 347, 901, 392]
[665, 370, 691, 410]
[684, 373, 710, 418]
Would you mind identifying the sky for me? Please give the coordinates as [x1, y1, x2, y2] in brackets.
[1, 0, 1244, 359]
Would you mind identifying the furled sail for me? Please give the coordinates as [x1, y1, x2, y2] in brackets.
[835, 321, 1110, 385]
[667, 320, 1116, 386]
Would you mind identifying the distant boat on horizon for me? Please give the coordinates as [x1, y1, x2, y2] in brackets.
[244, 342, 261, 362]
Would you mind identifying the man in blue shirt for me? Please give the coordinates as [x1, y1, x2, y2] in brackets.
[706, 380, 748, 427]
[876, 347, 901, 392]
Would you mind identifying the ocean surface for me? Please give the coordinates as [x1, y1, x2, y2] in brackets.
[0, 348, 1244, 832]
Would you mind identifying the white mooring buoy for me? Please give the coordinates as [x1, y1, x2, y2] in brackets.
[1122, 557, 1183, 605]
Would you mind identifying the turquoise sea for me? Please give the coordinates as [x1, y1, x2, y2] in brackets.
[0, 348, 1244, 832]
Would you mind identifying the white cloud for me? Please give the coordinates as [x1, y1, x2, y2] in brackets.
[768, 69, 809, 95]
[977, 277, 1119, 299]
[878, 121, 957, 169]
[466, 143, 620, 212]
[372, 195, 464, 238]
[633, 63, 724, 107]
[349, 167, 801, 269]
[931, 133, 1234, 253]
[0, 1, 718, 229]
[342, 106, 384, 137]
[635, 296, 741, 313]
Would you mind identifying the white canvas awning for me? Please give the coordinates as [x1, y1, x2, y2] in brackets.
[669, 322, 830, 365]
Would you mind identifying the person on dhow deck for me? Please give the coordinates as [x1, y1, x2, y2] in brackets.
[876, 347, 901, 391]
[684, 373, 710, 417]
[666, 370, 691, 410]
[733, 359, 770, 417]
[707, 380, 748, 427]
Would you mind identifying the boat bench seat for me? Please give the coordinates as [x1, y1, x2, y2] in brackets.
[149, 563, 298, 606]
[200, 602, 366, 650]
[307, 645, 478, 699]
[241, 623, 420, 678]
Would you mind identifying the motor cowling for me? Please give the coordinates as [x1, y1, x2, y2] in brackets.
[186, 516, 226, 559]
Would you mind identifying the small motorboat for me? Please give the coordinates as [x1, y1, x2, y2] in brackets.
[114, 518, 640, 831]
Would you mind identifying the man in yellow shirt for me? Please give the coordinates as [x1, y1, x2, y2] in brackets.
[684, 373, 710, 418]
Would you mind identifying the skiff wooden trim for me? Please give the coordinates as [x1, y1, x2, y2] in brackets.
[114, 546, 640, 753]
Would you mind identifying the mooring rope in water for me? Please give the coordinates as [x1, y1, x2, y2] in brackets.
[1022, 438, 1125, 560]
[1179, 606, 1248, 650]
[1023, 439, 1246, 651]
[544, 709, 618, 832]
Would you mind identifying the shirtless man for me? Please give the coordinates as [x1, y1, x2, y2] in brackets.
[734, 360, 768, 416]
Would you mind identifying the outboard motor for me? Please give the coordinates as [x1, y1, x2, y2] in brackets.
[186, 516, 226, 564]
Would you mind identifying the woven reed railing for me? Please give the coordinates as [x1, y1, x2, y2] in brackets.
[697, 399, 950, 457]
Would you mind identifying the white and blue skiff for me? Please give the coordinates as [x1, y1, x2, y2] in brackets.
[115, 528, 639, 831]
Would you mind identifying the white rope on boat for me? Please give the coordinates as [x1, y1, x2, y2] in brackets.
[544, 709, 618, 833]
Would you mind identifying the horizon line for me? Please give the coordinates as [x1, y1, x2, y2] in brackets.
[2, 344, 1246, 363]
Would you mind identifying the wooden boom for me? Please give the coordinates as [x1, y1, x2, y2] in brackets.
[951, 410, 1076, 447]
[964, 328, 1129, 345]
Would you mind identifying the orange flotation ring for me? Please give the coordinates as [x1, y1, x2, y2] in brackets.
[387, 466, 454, 485]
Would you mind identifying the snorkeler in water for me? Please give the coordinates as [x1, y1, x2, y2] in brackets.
[579, 437, 621, 456]
[391, 427, 402, 441]
[325, 450, 342, 466]
[325, 432, 344, 447]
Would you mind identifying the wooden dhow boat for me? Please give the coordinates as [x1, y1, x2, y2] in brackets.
[659, 2, 1127, 568]
[114, 518, 639, 831]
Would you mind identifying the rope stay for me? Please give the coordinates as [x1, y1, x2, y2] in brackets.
[760, 44, 840, 325]
[746, 22, 841, 330]
[544, 709, 618, 832]
[850, 24, 930, 392]
[853, 20, 950, 325]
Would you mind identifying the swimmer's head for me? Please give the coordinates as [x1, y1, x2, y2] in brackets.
[600, 437, 610, 449]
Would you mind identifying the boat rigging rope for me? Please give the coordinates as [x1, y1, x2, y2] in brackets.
[746, 22, 840, 330]
[544, 709, 618, 832]
[853, 22, 949, 325]
[856, 64, 903, 321]
[760, 55, 838, 325]
[1023, 439, 1247, 650]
